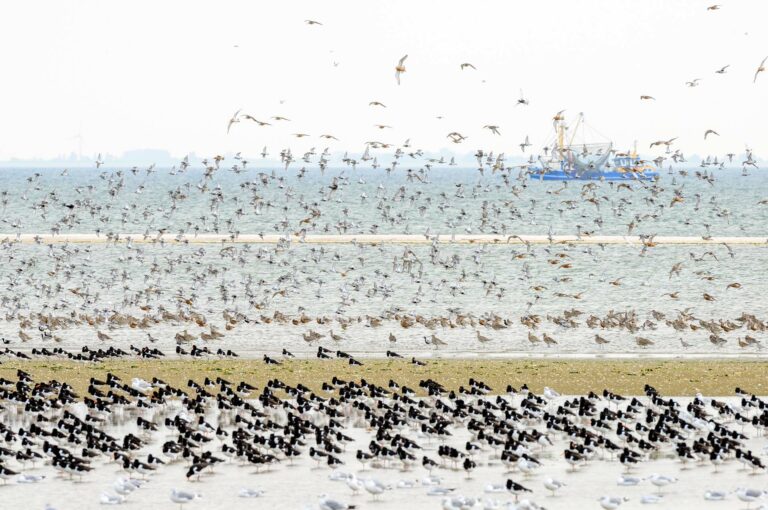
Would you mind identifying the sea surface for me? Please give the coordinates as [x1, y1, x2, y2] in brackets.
[0, 165, 765, 236]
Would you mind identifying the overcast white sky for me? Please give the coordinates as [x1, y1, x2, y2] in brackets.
[1, 0, 767, 160]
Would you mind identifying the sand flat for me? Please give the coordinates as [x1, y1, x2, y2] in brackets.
[2, 358, 764, 396]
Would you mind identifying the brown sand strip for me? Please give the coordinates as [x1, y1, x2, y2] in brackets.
[0, 359, 764, 396]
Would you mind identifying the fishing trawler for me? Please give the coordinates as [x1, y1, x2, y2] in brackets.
[529, 113, 659, 181]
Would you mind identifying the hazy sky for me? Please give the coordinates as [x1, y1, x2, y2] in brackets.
[2, 0, 767, 160]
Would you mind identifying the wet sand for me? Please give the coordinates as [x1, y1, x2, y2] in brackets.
[2, 358, 764, 396]
[2, 233, 767, 245]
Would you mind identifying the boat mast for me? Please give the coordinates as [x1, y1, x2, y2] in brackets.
[567, 113, 584, 148]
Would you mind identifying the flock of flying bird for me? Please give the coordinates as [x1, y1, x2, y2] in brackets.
[221, 7, 768, 155]
[0, 142, 765, 358]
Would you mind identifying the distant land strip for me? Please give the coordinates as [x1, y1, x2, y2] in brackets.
[1, 233, 767, 245]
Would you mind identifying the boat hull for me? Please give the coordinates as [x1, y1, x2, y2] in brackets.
[529, 170, 658, 181]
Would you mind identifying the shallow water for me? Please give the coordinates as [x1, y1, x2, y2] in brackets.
[0, 241, 765, 355]
[0, 396, 765, 510]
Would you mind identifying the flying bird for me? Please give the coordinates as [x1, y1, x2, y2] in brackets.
[395, 55, 408, 85]
[226, 109, 241, 134]
[685, 79, 701, 87]
[754, 56, 767, 83]
[650, 137, 678, 149]
[460, 63, 476, 70]
[242, 115, 271, 126]
[704, 129, 719, 139]
[369, 101, 387, 108]
[707, 4, 720, 10]
[520, 135, 531, 152]
[715, 65, 730, 74]
[483, 125, 501, 135]
[305, 19, 322, 25]
[516, 90, 529, 106]
[640, 95, 655, 100]
[669, 262, 684, 279]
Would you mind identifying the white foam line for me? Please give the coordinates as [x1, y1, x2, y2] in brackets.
[2, 233, 767, 245]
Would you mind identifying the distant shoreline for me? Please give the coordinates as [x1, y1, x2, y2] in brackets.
[1, 233, 766, 245]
